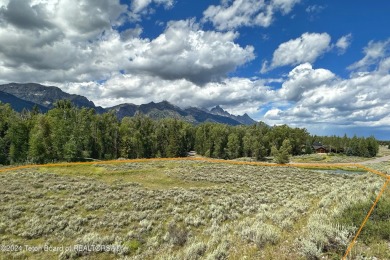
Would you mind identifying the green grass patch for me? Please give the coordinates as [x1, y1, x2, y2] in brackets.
[124, 239, 142, 252]
[298, 165, 367, 172]
[38, 164, 217, 189]
[338, 194, 390, 244]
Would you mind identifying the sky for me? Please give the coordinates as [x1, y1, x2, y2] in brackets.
[0, 0, 389, 139]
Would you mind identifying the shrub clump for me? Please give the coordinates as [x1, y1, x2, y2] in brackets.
[166, 222, 189, 246]
[338, 196, 390, 243]
[183, 241, 207, 260]
[238, 221, 281, 248]
[299, 211, 354, 259]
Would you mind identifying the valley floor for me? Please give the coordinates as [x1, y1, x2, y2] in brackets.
[0, 160, 389, 259]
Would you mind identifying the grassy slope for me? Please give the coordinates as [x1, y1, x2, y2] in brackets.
[0, 160, 387, 259]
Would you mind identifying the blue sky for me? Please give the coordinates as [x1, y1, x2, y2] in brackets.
[0, 0, 389, 139]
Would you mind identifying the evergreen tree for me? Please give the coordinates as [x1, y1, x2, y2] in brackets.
[227, 132, 240, 159]
[28, 115, 52, 163]
[366, 136, 379, 157]
[358, 138, 369, 157]
[64, 135, 81, 162]
[166, 119, 181, 157]
[305, 140, 313, 154]
[349, 135, 360, 156]
[131, 115, 156, 158]
[242, 131, 253, 157]
[97, 112, 120, 159]
[211, 125, 228, 158]
[271, 139, 292, 164]
[0, 103, 13, 164]
[47, 100, 75, 160]
[154, 120, 169, 157]
[120, 117, 138, 159]
[0, 99, 383, 165]
[7, 114, 32, 163]
[252, 139, 266, 161]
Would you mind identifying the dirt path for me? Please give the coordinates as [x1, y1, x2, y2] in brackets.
[359, 155, 390, 164]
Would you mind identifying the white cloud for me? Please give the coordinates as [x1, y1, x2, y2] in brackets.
[264, 108, 282, 120]
[378, 57, 390, 73]
[0, 0, 390, 134]
[131, 0, 174, 14]
[262, 33, 331, 72]
[265, 59, 390, 129]
[335, 33, 352, 54]
[272, 0, 301, 14]
[279, 63, 335, 101]
[7, 0, 128, 39]
[305, 5, 325, 13]
[305, 4, 325, 21]
[348, 39, 390, 71]
[202, 0, 300, 30]
[55, 74, 274, 116]
[0, 0, 254, 85]
[125, 19, 255, 84]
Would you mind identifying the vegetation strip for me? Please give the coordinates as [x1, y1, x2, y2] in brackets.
[342, 179, 390, 259]
[1, 157, 389, 179]
[2, 157, 389, 258]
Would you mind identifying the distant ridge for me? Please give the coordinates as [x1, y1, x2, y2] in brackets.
[107, 102, 256, 125]
[0, 83, 257, 126]
[209, 105, 257, 125]
[0, 83, 105, 113]
[0, 90, 48, 113]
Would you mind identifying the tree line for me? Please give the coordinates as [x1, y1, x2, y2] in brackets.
[0, 100, 379, 165]
[310, 135, 379, 157]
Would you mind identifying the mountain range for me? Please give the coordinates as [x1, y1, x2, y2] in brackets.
[0, 83, 257, 125]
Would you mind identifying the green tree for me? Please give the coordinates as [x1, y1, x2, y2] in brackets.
[119, 117, 138, 159]
[47, 100, 75, 160]
[242, 132, 253, 157]
[97, 112, 120, 159]
[211, 125, 228, 158]
[252, 139, 266, 160]
[304, 140, 313, 154]
[358, 138, 369, 157]
[271, 139, 292, 164]
[7, 114, 32, 163]
[28, 115, 52, 163]
[64, 135, 81, 161]
[0, 103, 14, 164]
[166, 119, 182, 157]
[194, 123, 214, 157]
[347, 135, 359, 156]
[366, 136, 379, 157]
[227, 132, 240, 159]
[127, 115, 156, 158]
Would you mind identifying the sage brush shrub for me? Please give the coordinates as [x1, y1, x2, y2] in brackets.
[167, 222, 189, 246]
[0, 162, 385, 259]
[237, 220, 281, 248]
[183, 241, 207, 260]
[299, 211, 355, 258]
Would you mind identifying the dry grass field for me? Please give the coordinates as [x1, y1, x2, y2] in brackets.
[0, 160, 388, 259]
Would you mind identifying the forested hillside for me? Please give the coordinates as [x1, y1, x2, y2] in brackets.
[0, 100, 379, 165]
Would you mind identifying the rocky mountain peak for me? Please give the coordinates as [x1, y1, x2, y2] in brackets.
[210, 105, 230, 116]
[0, 82, 258, 126]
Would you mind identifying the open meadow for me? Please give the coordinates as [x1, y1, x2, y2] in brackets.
[0, 160, 389, 259]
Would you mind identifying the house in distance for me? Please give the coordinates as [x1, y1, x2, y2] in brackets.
[312, 142, 329, 153]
